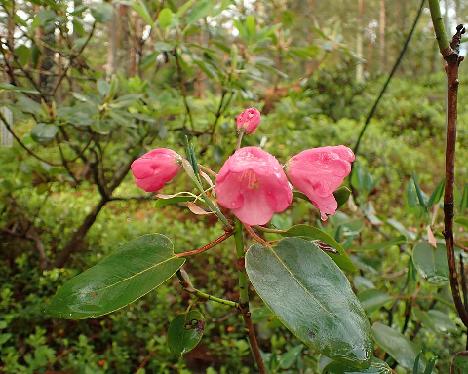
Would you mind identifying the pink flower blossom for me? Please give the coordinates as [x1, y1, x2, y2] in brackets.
[236, 107, 261, 134]
[286, 146, 355, 220]
[215, 147, 292, 225]
[131, 148, 181, 192]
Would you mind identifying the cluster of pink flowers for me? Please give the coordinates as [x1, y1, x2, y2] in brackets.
[131, 108, 355, 226]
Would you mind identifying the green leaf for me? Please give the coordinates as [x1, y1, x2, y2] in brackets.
[155, 41, 174, 53]
[423, 356, 438, 374]
[412, 309, 457, 333]
[427, 180, 445, 207]
[167, 310, 205, 356]
[90, 3, 114, 22]
[246, 238, 372, 368]
[133, 0, 154, 26]
[282, 224, 357, 273]
[358, 289, 393, 314]
[97, 79, 109, 97]
[186, 0, 211, 24]
[372, 322, 424, 371]
[322, 356, 392, 373]
[158, 8, 173, 30]
[0, 83, 39, 95]
[452, 352, 468, 373]
[47, 234, 185, 319]
[334, 186, 351, 208]
[31, 123, 58, 144]
[455, 216, 468, 229]
[411, 175, 428, 209]
[412, 242, 448, 285]
[278, 345, 303, 369]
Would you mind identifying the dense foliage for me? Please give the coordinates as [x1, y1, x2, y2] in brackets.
[1, 0, 467, 373]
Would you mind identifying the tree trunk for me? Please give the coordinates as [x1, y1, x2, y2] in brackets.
[356, 0, 365, 81]
[38, 6, 56, 101]
[379, 0, 386, 72]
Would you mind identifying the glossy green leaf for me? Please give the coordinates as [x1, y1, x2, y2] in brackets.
[452, 352, 468, 374]
[412, 242, 448, 285]
[358, 289, 393, 314]
[322, 356, 392, 373]
[282, 224, 357, 273]
[167, 310, 205, 356]
[372, 322, 424, 371]
[31, 123, 58, 144]
[158, 8, 173, 29]
[333, 186, 351, 208]
[48, 234, 184, 319]
[246, 238, 372, 368]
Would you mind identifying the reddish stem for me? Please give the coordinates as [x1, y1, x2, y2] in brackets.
[176, 230, 233, 257]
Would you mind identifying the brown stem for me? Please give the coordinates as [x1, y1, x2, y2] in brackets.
[176, 231, 234, 257]
[443, 24, 468, 327]
[240, 306, 266, 374]
[243, 224, 271, 247]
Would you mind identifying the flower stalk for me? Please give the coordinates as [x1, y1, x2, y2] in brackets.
[234, 219, 266, 373]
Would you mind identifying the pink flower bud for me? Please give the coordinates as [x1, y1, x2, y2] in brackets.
[215, 147, 292, 225]
[131, 148, 181, 192]
[286, 146, 355, 220]
[236, 107, 261, 134]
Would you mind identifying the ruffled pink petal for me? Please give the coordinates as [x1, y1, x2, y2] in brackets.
[286, 145, 354, 219]
[215, 147, 292, 225]
[231, 187, 275, 226]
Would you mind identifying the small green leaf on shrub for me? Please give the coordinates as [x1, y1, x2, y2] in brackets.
[31, 123, 58, 144]
[246, 238, 372, 369]
[168, 310, 205, 356]
[322, 356, 392, 373]
[372, 322, 424, 371]
[333, 186, 351, 208]
[427, 179, 445, 207]
[158, 8, 174, 29]
[358, 289, 393, 314]
[412, 242, 448, 285]
[47, 234, 184, 319]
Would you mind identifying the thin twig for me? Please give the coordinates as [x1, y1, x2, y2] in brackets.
[176, 269, 238, 308]
[243, 224, 271, 247]
[0, 110, 61, 166]
[176, 230, 234, 257]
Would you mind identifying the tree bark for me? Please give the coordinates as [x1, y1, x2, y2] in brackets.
[356, 0, 365, 81]
[379, 0, 386, 71]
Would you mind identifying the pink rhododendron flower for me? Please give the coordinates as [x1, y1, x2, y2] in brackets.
[236, 107, 261, 134]
[131, 148, 181, 192]
[215, 147, 292, 225]
[286, 145, 355, 220]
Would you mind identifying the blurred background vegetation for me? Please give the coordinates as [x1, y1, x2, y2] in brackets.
[0, 0, 467, 372]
